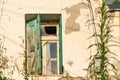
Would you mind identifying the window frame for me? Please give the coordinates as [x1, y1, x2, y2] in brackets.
[25, 14, 63, 76]
[42, 41, 59, 76]
[41, 24, 59, 41]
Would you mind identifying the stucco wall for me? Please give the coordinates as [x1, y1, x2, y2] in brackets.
[0, 0, 120, 80]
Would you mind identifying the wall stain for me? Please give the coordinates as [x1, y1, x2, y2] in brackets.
[64, 2, 88, 34]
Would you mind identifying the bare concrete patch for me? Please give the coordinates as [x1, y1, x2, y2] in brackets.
[64, 2, 88, 34]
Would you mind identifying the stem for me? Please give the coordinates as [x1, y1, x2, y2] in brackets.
[24, 51, 28, 80]
[100, 0, 107, 79]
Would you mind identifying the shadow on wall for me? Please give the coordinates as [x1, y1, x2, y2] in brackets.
[63, 2, 88, 34]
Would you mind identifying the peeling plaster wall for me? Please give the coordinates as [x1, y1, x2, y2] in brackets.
[0, 0, 120, 80]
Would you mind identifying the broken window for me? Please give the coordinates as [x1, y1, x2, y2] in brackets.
[25, 14, 63, 75]
[42, 26, 57, 36]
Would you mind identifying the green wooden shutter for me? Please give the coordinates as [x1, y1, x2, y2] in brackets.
[27, 19, 37, 74]
[37, 14, 42, 75]
[59, 16, 63, 74]
[26, 14, 42, 74]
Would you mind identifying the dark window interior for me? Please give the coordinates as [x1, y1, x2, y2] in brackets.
[42, 26, 56, 36]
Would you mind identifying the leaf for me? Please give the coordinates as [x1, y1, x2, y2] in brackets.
[109, 51, 118, 57]
[88, 43, 97, 49]
[88, 61, 95, 69]
[87, 32, 99, 40]
[108, 69, 120, 80]
[108, 44, 119, 47]
[14, 60, 20, 74]
[109, 40, 119, 44]
[108, 62, 117, 70]
[109, 57, 120, 62]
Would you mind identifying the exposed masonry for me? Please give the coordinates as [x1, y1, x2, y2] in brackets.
[64, 2, 88, 34]
[64, 1, 116, 34]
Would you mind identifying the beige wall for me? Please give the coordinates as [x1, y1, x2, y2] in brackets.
[0, 0, 120, 80]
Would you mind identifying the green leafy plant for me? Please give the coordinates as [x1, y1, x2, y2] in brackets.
[87, 0, 120, 80]
[0, 39, 17, 80]
[0, 38, 18, 80]
[0, 38, 8, 80]
[22, 51, 28, 80]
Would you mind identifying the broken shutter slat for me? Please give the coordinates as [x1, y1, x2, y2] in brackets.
[59, 16, 63, 74]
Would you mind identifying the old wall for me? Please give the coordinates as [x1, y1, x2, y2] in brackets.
[0, 0, 119, 80]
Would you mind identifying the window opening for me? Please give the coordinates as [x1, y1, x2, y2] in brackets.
[25, 14, 63, 76]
